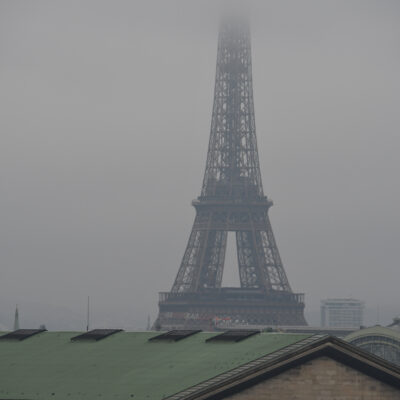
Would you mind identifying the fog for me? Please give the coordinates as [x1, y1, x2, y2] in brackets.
[1, 0, 399, 330]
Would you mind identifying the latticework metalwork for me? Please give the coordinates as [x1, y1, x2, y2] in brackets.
[171, 17, 291, 295]
[157, 16, 306, 329]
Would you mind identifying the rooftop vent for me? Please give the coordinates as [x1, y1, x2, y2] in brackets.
[149, 330, 201, 342]
[206, 330, 260, 343]
[71, 329, 123, 342]
[0, 329, 46, 341]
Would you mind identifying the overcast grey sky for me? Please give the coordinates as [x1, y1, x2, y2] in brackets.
[1, 0, 399, 330]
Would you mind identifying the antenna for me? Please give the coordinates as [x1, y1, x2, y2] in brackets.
[376, 304, 380, 325]
[86, 296, 90, 332]
[146, 315, 151, 331]
[13, 305, 20, 331]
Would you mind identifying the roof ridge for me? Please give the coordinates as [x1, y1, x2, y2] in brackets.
[166, 334, 327, 400]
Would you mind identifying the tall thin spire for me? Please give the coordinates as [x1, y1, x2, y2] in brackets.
[13, 305, 19, 331]
[86, 296, 90, 332]
[146, 315, 151, 331]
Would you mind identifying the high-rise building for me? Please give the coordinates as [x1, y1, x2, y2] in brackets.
[321, 298, 364, 328]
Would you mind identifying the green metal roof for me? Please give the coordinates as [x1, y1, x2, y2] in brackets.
[0, 331, 310, 400]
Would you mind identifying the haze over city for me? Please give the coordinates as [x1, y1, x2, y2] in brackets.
[1, 0, 400, 330]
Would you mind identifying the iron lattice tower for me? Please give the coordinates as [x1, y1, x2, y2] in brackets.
[156, 16, 306, 330]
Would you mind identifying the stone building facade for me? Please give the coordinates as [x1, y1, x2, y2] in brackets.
[226, 356, 398, 400]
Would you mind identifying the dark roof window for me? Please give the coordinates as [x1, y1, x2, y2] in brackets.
[149, 330, 201, 342]
[71, 329, 123, 342]
[0, 329, 46, 341]
[206, 330, 260, 343]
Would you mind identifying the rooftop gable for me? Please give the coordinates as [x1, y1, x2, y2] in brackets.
[166, 335, 400, 400]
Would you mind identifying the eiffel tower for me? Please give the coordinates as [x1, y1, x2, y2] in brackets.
[156, 15, 307, 330]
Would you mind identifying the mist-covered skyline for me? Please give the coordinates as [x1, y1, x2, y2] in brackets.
[1, 0, 400, 330]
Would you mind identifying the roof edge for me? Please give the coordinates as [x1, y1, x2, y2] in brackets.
[167, 335, 400, 400]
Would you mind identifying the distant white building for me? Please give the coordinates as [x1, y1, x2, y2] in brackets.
[321, 298, 364, 328]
